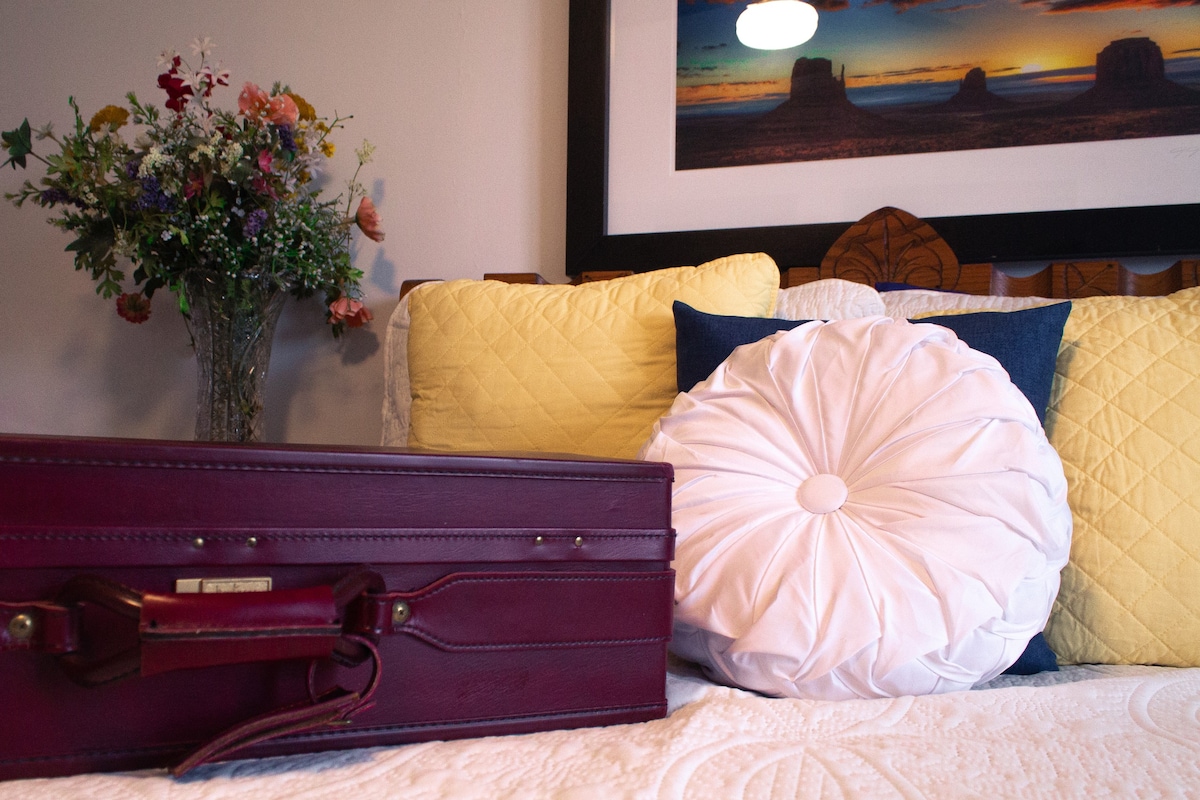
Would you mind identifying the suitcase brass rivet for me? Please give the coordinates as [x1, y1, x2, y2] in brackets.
[192, 537, 205, 549]
[535, 535, 544, 545]
[574, 536, 583, 548]
[246, 537, 258, 548]
[392, 601, 411, 626]
[8, 614, 34, 640]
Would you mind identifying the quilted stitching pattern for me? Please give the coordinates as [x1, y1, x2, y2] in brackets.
[1044, 287, 1200, 666]
[405, 254, 779, 459]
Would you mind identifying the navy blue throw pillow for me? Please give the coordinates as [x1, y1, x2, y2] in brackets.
[674, 301, 805, 392]
[672, 299, 1073, 676]
[674, 300, 1071, 422]
[919, 303, 1071, 426]
[1001, 632, 1059, 675]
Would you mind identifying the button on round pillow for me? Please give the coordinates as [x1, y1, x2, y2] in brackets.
[641, 317, 1072, 700]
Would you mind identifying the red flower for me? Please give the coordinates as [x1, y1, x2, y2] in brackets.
[116, 292, 151, 324]
[328, 296, 373, 328]
[157, 56, 193, 113]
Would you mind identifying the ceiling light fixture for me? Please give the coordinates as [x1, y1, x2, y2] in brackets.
[736, 0, 819, 51]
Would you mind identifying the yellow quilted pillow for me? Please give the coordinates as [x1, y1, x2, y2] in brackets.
[406, 254, 780, 459]
[1043, 287, 1200, 666]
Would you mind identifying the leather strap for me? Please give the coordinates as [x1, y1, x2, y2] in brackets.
[0, 600, 79, 654]
[347, 570, 675, 650]
[171, 635, 383, 777]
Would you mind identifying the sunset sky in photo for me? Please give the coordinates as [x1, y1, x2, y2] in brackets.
[678, 0, 1200, 110]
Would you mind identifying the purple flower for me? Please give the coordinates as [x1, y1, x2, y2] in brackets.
[132, 175, 174, 212]
[39, 188, 73, 207]
[124, 160, 141, 179]
[242, 208, 268, 238]
[277, 125, 296, 154]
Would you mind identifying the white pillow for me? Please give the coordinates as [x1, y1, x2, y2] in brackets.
[640, 316, 1072, 700]
[775, 278, 885, 320]
[381, 278, 885, 447]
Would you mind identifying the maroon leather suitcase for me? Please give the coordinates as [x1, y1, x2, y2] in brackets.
[0, 434, 675, 780]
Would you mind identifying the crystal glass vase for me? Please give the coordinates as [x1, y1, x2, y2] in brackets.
[183, 270, 289, 443]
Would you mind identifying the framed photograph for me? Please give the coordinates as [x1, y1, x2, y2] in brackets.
[566, 0, 1200, 276]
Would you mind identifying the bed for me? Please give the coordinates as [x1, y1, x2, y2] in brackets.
[3, 208, 1198, 798]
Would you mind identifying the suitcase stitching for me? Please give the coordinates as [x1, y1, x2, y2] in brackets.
[0, 454, 667, 483]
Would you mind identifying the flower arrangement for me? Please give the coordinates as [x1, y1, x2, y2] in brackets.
[2, 37, 380, 335]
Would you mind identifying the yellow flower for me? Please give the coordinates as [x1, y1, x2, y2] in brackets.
[88, 105, 130, 132]
[286, 92, 317, 122]
[320, 140, 335, 158]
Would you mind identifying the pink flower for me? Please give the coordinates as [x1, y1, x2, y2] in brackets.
[257, 149, 274, 173]
[354, 197, 385, 242]
[267, 93, 299, 128]
[328, 296, 373, 328]
[116, 293, 151, 324]
[238, 82, 270, 118]
[183, 173, 206, 199]
[251, 175, 278, 200]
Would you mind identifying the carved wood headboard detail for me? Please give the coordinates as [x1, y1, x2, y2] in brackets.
[817, 207, 975, 292]
[401, 206, 1198, 299]
[782, 206, 1198, 298]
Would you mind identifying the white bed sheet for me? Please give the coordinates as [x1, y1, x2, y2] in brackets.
[3, 662, 1197, 799]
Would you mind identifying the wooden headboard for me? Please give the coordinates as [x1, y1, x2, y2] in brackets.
[401, 206, 1199, 299]
[783, 207, 1198, 298]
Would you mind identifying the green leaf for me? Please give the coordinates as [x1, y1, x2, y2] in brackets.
[65, 229, 113, 262]
[144, 276, 165, 300]
[1, 119, 33, 169]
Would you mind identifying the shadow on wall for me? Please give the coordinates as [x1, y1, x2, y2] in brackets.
[264, 296, 383, 443]
[51, 282, 389, 444]
[91, 292, 195, 440]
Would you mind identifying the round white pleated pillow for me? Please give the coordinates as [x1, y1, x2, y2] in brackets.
[640, 316, 1072, 700]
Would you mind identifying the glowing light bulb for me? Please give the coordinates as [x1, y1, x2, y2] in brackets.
[736, 0, 819, 51]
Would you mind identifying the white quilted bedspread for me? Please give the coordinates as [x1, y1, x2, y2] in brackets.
[4, 664, 1198, 799]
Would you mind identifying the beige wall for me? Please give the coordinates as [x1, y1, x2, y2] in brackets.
[0, 0, 569, 445]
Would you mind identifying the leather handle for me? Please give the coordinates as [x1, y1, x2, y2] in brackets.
[26, 573, 370, 686]
[139, 586, 341, 677]
[4, 571, 387, 776]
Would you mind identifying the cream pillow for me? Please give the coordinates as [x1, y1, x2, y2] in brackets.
[403, 254, 780, 459]
[1043, 287, 1200, 666]
[880, 288, 1058, 319]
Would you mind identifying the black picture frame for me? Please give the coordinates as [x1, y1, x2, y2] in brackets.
[565, 0, 1200, 276]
